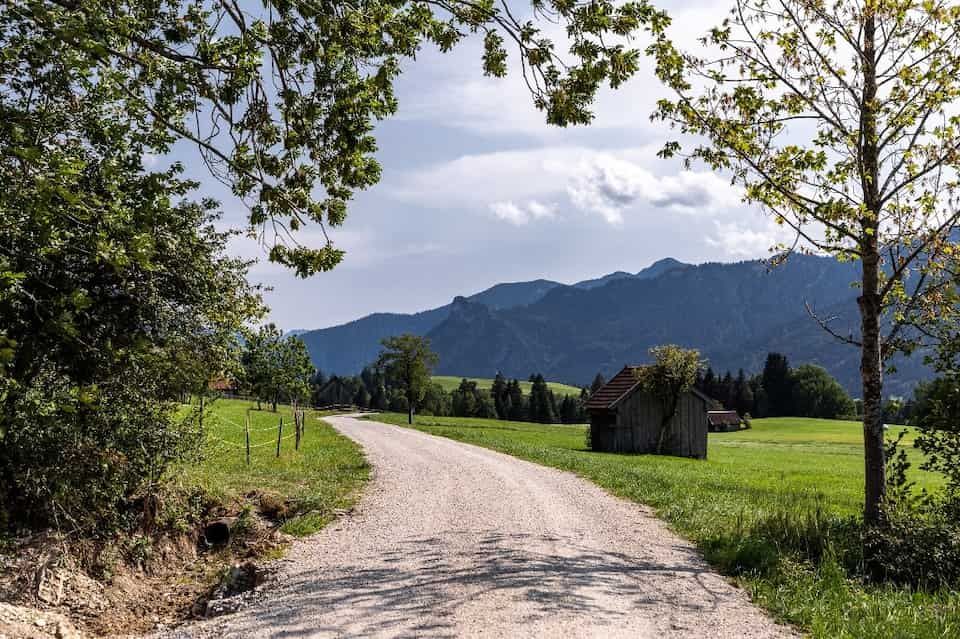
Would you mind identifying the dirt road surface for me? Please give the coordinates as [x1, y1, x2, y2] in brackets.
[163, 414, 795, 638]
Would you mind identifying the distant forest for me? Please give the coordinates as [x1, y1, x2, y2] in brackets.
[304, 351, 913, 425]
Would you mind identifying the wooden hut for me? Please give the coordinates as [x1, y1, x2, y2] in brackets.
[707, 410, 743, 432]
[586, 366, 709, 458]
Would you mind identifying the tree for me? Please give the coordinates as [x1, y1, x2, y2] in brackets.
[590, 373, 608, 395]
[452, 378, 480, 417]
[377, 334, 439, 424]
[528, 374, 558, 423]
[733, 369, 755, 416]
[791, 365, 856, 419]
[761, 354, 793, 417]
[4, 1, 662, 276]
[651, 0, 960, 522]
[274, 336, 315, 409]
[241, 327, 313, 410]
[491, 372, 509, 420]
[507, 379, 527, 421]
[0, 122, 262, 530]
[635, 345, 704, 454]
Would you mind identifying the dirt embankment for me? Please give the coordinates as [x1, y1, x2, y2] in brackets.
[0, 493, 294, 638]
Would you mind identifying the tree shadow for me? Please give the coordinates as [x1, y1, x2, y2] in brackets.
[216, 529, 736, 638]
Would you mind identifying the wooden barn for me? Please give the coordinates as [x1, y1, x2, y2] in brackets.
[707, 410, 743, 432]
[586, 366, 710, 458]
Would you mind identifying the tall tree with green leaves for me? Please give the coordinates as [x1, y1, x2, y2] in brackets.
[635, 345, 704, 454]
[0, 130, 263, 531]
[241, 326, 314, 410]
[377, 334, 439, 424]
[651, 0, 960, 522]
[4, 1, 664, 275]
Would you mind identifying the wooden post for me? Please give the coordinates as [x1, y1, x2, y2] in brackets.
[276, 417, 283, 458]
[295, 410, 301, 450]
[245, 411, 251, 466]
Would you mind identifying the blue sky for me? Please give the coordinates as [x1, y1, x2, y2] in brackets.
[187, 2, 789, 330]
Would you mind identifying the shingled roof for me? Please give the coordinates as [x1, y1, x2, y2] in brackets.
[586, 365, 712, 411]
[707, 410, 742, 427]
[585, 366, 643, 410]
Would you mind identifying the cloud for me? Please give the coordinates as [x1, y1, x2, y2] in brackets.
[490, 200, 557, 225]
[567, 156, 738, 224]
[390, 146, 740, 226]
[706, 220, 794, 258]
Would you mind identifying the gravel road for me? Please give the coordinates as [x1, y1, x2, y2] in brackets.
[168, 414, 795, 638]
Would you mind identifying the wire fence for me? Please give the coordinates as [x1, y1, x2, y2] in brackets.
[197, 402, 314, 465]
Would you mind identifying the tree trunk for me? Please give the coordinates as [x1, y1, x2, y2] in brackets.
[408, 402, 414, 425]
[859, 12, 885, 525]
[860, 255, 885, 524]
[656, 394, 680, 454]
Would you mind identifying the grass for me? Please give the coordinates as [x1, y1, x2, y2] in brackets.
[175, 398, 369, 537]
[431, 375, 582, 396]
[368, 412, 958, 639]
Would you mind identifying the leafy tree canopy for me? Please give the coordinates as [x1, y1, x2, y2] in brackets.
[3, 0, 664, 275]
[648, 0, 960, 522]
[635, 344, 703, 454]
[377, 333, 438, 423]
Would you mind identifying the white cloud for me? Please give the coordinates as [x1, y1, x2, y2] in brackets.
[490, 200, 556, 225]
[390, 146, 740, 226]
[706, 220, 794, 258]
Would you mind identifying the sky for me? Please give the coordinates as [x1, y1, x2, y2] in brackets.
[188, 1, 792, 331]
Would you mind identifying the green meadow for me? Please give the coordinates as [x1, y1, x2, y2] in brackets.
[175, 398, 368, 537]
[369, 412, 957, 639]
[430, 375, 582, 396]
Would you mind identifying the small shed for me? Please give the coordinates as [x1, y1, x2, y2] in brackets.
[586, 366, 709, 459]
[707, 410, 743, 432]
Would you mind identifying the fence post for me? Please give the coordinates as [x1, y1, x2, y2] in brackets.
[245, 411, 251, 466]
[276, 416, 283, 458]
[295, 410, 301, 451]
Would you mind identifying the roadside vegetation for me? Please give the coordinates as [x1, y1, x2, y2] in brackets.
[177, 398, 368, 538]
[369, 412, 957, 638]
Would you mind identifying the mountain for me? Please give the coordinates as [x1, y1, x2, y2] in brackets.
[298, 255, 932, 396]
[573, 258, 690, 290]
[298, 279, 562, 375]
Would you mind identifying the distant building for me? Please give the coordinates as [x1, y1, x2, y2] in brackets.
[208, 376, 237, 396]
[707, 410, 743, 432]
[586, 366, 709, 458]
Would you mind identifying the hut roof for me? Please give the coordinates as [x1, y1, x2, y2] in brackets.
[586, 365, 710, 411]
[707, 410, 741, 427]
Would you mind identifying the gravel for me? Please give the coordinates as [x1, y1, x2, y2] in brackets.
[161, 415, 796, 638]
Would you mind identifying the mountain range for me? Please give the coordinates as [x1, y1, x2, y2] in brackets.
[298, 256, 930, 397]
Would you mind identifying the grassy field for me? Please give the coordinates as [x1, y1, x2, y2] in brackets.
[369, 412, 957, 639]
[175, 398, 369, 536]
[431, 375, 582, 396]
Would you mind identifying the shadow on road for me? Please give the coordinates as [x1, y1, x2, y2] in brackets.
[222, 530, 726, 638]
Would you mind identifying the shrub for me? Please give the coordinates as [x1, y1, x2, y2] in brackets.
[863, 429, 960, 589]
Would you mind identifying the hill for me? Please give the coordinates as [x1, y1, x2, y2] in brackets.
[431, 375, 582, 396]
[298, 255, 932, 396]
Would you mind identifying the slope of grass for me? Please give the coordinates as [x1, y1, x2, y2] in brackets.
[175, 398, 369, 536]
[368, 412, 956, 639]
[431, 375, 582, 396]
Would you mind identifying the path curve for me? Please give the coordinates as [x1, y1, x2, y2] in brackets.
[169, 415, 794, 638]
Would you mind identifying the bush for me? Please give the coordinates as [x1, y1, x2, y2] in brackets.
[862, 429, 960, 589]
[1, 375, 203, 533]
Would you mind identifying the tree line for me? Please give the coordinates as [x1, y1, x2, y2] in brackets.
[312, 368, 589, 425]
[694, 353, 856, 420]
